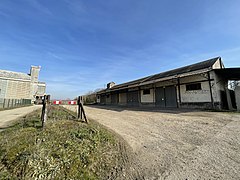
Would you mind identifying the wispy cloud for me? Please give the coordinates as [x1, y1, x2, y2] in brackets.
[1, 0, 240, 99]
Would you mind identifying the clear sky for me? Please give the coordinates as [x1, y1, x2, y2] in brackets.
[0, 0, 240, 99]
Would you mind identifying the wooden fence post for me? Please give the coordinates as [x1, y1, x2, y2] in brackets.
[41, 95, 51, 128]
[77, 96, 81, 120]
[80, 102, 88, 123]
[77, 96, 88, 123]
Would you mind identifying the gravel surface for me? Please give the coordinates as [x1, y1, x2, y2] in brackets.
[64, 105, 240, 180]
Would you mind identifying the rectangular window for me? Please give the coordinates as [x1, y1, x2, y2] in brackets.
[186, 83, 202, 91]
[143, 89, 150, 95]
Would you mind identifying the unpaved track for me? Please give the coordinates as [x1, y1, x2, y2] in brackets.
[64, 105, 240, 180]
[0, 105, 41, 130]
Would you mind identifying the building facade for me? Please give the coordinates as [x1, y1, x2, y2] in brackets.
[96, 57, 240, 110]
[0, 66, 46, 102]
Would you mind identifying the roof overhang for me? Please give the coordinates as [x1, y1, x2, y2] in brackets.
[97, 68, 212, 94]
[214, 68, 240, 80]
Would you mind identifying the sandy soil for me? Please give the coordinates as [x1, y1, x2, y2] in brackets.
[64, 105, 240, 180]
[0, 105, 41, 130]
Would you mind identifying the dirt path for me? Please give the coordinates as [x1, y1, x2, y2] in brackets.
[0, 105, 41, 130]
[64, 105, 240, 180]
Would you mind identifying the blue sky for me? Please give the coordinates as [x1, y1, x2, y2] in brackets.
[0, 0, 240, 99]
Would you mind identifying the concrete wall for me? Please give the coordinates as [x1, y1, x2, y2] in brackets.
[179, 73, 225, 109]
[235, 86, 240, 111]
[0, 79, 8, 99]
[37, 83, 46, 95]
[30, 66, 40, 83]
[212, 59, 222, 69]
[5, 80, 31, 99]
[141, 89, 154, 103]
[180, 81, 211, 103]
[211, 71, 227, 109]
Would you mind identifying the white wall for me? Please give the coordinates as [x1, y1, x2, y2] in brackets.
[179, 73, 226, 106]
[235, 86, 240, 111]
[141, 89, 154, 103]
[180, 81, 211, 102]
[5, 80, 31, 99]
[212, 59, 222, 69]
[0, 79, 8, 99]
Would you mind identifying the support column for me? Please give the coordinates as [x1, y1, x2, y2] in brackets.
[138, 87, 141, 106]
[225, 83, 234, 110]
[208, 72, 214, 109]
[177, 78, 181, 108]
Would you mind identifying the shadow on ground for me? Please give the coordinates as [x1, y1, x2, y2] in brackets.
[85, 104, 206, 114]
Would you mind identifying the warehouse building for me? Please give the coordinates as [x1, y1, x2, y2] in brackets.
[0, 66, 46, 103]
[96, 57, 240, 110]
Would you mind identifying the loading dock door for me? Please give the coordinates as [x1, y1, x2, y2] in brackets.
[155, 87, 165, 107]
[127, 91, 139, 106]
[111, 93, 119, 104]
[165, 86, 177, 107]
[100, 95, 106, 104]
[155, 86, 177, 108]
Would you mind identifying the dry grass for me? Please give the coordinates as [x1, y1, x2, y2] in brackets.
[0, 106, 123, 179]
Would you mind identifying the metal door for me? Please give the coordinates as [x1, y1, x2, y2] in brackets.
[165, 86, 177, 107]
[155, 87, 165, 107]
[100, 95, 106, 104]
[111, 93, 119, 104]
[127, 91, 139, 106]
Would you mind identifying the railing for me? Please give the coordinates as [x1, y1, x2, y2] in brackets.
[0, 98, 32, 109]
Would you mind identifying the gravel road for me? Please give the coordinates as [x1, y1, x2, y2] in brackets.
[64, 105, 240, 180]
[0, 105, 41, 130]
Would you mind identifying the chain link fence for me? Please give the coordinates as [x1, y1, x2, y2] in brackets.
[0, 98, 32, 109]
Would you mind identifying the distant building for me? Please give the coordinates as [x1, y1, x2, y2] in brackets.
[97, 57, 240, 110]
[0, 66, 46, 102]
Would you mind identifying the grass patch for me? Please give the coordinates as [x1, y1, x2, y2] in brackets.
[0, 106, 123, 179]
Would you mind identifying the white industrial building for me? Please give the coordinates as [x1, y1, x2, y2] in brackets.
[0, 66, 46, 103]
[97, 57, 240, 110]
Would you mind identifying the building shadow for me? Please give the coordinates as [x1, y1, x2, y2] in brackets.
[85, 104, 204, 114]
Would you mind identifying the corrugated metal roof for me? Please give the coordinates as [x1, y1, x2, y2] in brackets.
[145, 57, 219, 81]
[97, 57, 220, 94]
[0, 70, 31, 81]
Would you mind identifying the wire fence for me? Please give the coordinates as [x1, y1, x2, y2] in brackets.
[0, 98, 32, 109]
